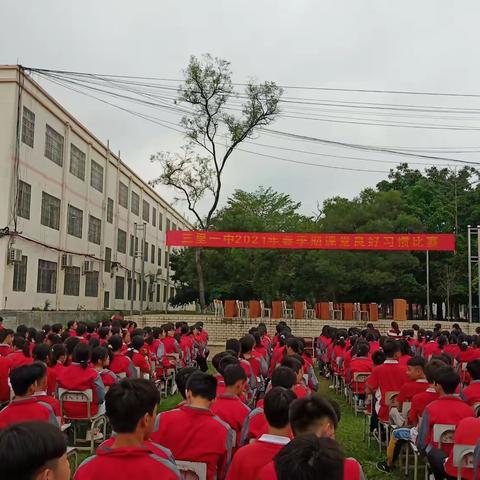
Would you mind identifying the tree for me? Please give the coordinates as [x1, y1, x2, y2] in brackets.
[150, 54, 283, 311]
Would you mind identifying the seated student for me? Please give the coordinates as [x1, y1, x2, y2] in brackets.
[280, 356, 309, 398]
[443, 417, 480, 480]
[151, 371, 234, 480]
[389, 356, 428, 427]
[0, 421, 70, 480]
[240, 334, 262, 379]
[211, 364, 250, 446]
[241, 367, 297, 445]
[366, 339, 407, 424]
[226, 338, 257, 398]
[56, 343, 106, 419]
[30, 361, 62, 424]
[286, 337, 319, 391]
[0, 364, 59, 429]
[108, 335, 137, 378]
[74, 379, 180, 480]
[0, 353, 11, 403]
[258, 395, 363, 480]
[270, 435, 345, 480]
[0, 328, 14, 357]
[49, 343, 66, 378]
[125, 335, 150, 377]
[92, 346, 117, 389]
[417, 366, 474, 479]
[461, 359, 480, 406]
[348, 341, 373, 395]
[32, 343, 57, 397]
[217, 355, 242, 398]
[174, 366, 198, 407]
[226, 387, 296, 480]
[6, 336, 33, 369]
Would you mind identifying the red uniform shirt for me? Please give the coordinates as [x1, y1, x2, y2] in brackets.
[396, 379, 429, 407]
[162, 336, 180, 355]
[99, 369, 118, 388]
[226, 434, 289, 480]
[366, 360, 407, 421]
[6, 351, 33, 369]
[0, 356, 10, 402]
[417, 395, 474, 453]
[348, 356, 373, 393]
[240, 408, 268, 445]
[130, 351, 150, 374]
[0, 397, 58, 429]
[57, 363, 105, 418]
[33, 392, 61, 418]
[292, 383, 309, 398]
[99, 437, 175, 463]
[444, 417, 480, 480]
[211, 393, 251, 446]
[408, 387, 439, 426]
[257, 457, 363, 480]
[110, 353, 136, 378]
[151, 405, 234, 480]
[461, 380, 480, 406]
[74, 445, 180, 480]
[0, 344, 12, 357]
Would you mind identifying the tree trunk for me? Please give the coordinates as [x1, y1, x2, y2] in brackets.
[195, 248, 206, 312]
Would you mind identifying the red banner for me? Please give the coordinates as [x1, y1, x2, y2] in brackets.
[166, 231, 456, 251]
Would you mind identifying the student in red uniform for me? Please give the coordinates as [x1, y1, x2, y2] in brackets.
[31, 361, 62, 424]
[125, 336, 150, 378]
[348, 341, 373, 396]
[280, 356, 308, 398]
[109, 335, 137, 378]
[174, 366, 197, 407]
[92, 346, 117, 389]
[211, 364, 250, 446]
[0, 421, 71, 480]
[6, 335, 33, 369]
[151, 372, 234, 480]
[226, 338, 257, 398]
[461, 359, 480, 406]
[32, 343, 56, 396]
[56, 343, 106, 419]
[226, 387, 296, 480]
[366, 339, 407, 423]
[0, 328, 14, 357]
[0, 364, 59, 429]
[49, 343, 66, 379]
[0, 353, 10, 403]
[241, 367, 297, 445]
[74, 379, 180, 480]
[417, 366, 474, 480]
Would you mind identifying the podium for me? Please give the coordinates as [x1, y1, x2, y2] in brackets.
[224, 300, 237, 318]
[342, 303, 354, 321]
[294, 302, 304, 319]
[316, 302, 330, 320]
[249, 300, 261, 319]
[271, 301, 282, 319]
[393, 299, 407, 321]
[369, 303, 379, 321]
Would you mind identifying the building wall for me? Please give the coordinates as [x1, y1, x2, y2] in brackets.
[0, 66, 192, 311]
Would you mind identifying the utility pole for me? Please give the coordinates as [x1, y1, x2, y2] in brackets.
[426, 250, 430, 321]
[130, 222, 147, 316]
[140, 222, 146, 315]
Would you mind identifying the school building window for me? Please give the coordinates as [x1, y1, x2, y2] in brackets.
[144, 241, 149, 262]
[67, 204, 83, 238]
[64, 267, 80, 296]
[159, 212, 163, 230]
[142, 200, 150, 222]
[85, 271, 99, 297]
[152, 207, 157, 227]
[131, 191, 140, 215]
[88, 215, 101, 245]
[107, 198, 114, 224]
[118, 182, 128, 208]
[17, 180, 31, 220]
[117, 228, 127, 253]
[41, 192, 61, 230]
[115, 276, 125, 300]
[156, 284, 161, 303]
[21, 107, 35, 147]
[13, 255, 27, 292]
[104, 247, 112, 273]
[157, 247, 162, 266]
[90, 160, 104, 193]
[151, 244, 155, 264]
[44, 124, 64, 167]
[37, 259, 57, 294]
[70, 143, 85, 181]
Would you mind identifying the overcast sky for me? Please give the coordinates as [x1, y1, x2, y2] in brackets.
[2, 0, 480, 221]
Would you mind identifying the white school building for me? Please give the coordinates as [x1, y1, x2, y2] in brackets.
[0, 65, 191, 312]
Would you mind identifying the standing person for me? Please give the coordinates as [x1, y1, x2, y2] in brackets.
[74, 379, 180, 480]
[387, 322, 402, 339]
[0, 421, 70, 480]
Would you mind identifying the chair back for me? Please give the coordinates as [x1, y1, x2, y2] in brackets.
[385, 391, 399, 407]
[452, 444, 475, 470]
[58, 388, 93, 419]
[117, 372, 127, 379]
[433, 424, 455, 449]
[352, 372, 370, 383]
[473, 402, 480, 417]
[401, 401, 412, 419]
[176, 460, 207, 480]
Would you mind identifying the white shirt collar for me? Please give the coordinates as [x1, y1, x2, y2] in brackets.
[33, 391, 47, 396]
[426, 387, 436, 393]
[416, 379, 428, 383]
[384, 360, 399, 364]
[258, 434, 291, 445]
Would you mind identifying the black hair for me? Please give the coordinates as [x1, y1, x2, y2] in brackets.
[264, 387, 297, 429]
[382, 339, 400, 358]
[32, 343, 50, 363]
[271, 366, 297, 390]
[407, 356, 426, 370]
[89, 337, 100, 349]
[289, 394, 339, 435]
[10, 364, 38, 396]
[398, 339, 412, 356]
[371, 350, 385, 366]
[98, 326, 110, 340]
[274, 434, 344, 480]
[106, 379, 160, 433]
[425, 359, 447, 383]
[72, 343, 91, 369]
[91, 346, 109, 365]
[434, 365, 460, 394]
[175, 367, 198, 399]
[126, 335, 145, 359]
[0, 328, 14, 343]
[109, 334, 123, 352]
[12, 335, 30, 357]
[356, 342, 370, 357]
[225, 338, 240, 356]
[185, 371, 217, 401]
[0, 421, 67, 480]
[67, 320, 76, 329]
[239, 335, 255, 354]
[50, 343, 67, 365]
[41, 324, 51, 334]
[280, 356, 303, 375]
[51, 323, 63, 334]
[46, 333, 62, 345]
[212, 351, 231, 373]
[467, 359, 480, 381]
[223, 364, 247, 387]
[76, 324, 87, 336]
[218, 355, 240, 376]
[30, 361, 48, 382]
[286, 337, 303, 354]
[64, 336, 81, 355]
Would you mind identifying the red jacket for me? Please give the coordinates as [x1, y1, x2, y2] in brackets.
[211, 393, 251, 446]
[99, 369, 118, 388]
[408, 388, 439, 426]
[416, 395, 474, 453]
[0, 344, 12, 357]
[33, 392, 61, 418]
[57, 363, 105, 418]
[366, 360, 407, 421]
[348, 356, 373, 393]
[99, 437, 175, 463]
[226, 434, 289, 480]
[162, 337, 180, 355]
[129, 351, 150, 374]
[396, 379, 429, 407]
[0, 356, 10, 402]
[110, 353, 136, 378]
[74, 445, 180, 480]
[6, 351, 33, 369]
[461, 379, 480, 405]
[240, 408, 268, 445]
[0, 397, 59, 429]
[257, 457, 363, 480]
[151, 405, 234, 480]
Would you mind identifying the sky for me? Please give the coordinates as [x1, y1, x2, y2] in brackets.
[2, 0, 480, 222]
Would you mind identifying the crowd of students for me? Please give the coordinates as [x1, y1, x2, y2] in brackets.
[4, 316, 480, 479]
[319, 321, 480, 480]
